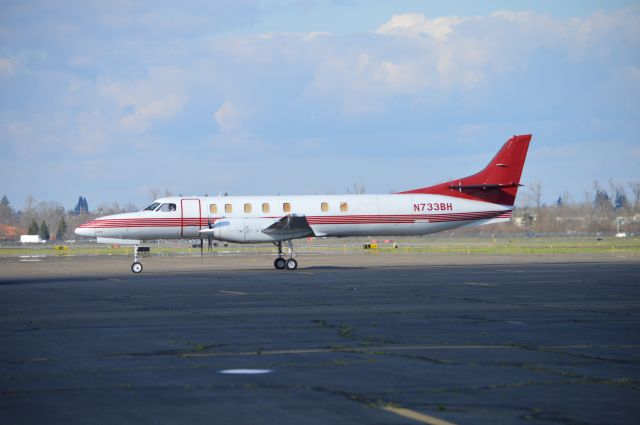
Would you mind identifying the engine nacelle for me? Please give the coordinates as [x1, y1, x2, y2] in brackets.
[207, 217, 280, 243]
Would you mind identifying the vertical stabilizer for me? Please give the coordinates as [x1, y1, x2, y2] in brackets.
[398, 134, 532, 206]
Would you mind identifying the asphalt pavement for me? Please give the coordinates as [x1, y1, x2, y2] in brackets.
[1, 257, 639, 424]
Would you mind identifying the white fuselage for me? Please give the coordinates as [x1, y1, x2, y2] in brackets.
[76, 193, 512, 243]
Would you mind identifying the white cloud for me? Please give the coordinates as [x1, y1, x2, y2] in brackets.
[99, 67, 187, 133]
[0, 57, 19, 76]
[120, 93, 187, 133]
[214, 101, 244, 131]
[303, 32, 330, 41]
[5, 121, 30, 138]
[198, 9, 639, 121]
[1, 5, 638, 205]
[69, 55, 94, 67]
[377, 60, 426, 91]
[376, 13, 463, 41]
[67, 126, 109, 156]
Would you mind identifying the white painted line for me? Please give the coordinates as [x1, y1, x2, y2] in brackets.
[462, 282, 496, 287]
[218, 369, 273, 375]
[220, 290, 246, 295]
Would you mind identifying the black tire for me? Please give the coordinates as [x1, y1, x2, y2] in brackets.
[285, 258, 298, 270]
[131, 262, 143, 273]
[274, 257, 286, 270]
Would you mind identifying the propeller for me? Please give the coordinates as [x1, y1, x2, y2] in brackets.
[199, 219, 229, 235]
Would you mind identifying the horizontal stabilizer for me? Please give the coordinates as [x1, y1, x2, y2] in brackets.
[448, 183, 522, 191]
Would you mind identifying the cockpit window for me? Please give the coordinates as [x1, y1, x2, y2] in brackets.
[157, 203, 177, 212]
[143, 202, 161, 211]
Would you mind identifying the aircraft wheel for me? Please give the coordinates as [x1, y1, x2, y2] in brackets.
[285, 258, 298, 270]
[274, 257, 286, 270]
[131, 262, 143, 273]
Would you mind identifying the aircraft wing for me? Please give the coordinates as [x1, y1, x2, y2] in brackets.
[262, 215, 315, 239]
[97, 237, 141, 245]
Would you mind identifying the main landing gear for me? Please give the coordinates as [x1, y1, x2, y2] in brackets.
[273, 240, 298, 270]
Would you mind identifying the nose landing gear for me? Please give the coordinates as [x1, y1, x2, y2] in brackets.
[273, 240, 298, 270]
[130, 245, 149, 273]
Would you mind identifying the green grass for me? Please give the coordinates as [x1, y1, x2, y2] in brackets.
[1, 236, 639, 257]
[376, 237, 640, 255]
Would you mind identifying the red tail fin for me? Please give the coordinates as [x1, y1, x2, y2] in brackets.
[398, 134, 532, 206]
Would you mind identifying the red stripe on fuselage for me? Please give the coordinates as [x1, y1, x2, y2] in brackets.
[79, 210, 510, 229]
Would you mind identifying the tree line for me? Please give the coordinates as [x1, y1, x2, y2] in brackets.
[0, 195, 139, 242]
[1, 180, 639, 241]
[456, 180, 640, 236]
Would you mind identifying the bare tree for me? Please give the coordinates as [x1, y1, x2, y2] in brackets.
[593, 180, 612, 211]
[95, 202, 126, 215]
[23, 195, 35, 213]
[629, 181, 640, 210]
[124, 202, 138, 212]
[149, 188, 174, 200]
[149, 188, 160, 201]
[523, 181, 542, 210]
[19, 195, 37, 230]
[347, 181, 366, 194]
[608, 180, 629, 210]
[14, 199, 66, 239]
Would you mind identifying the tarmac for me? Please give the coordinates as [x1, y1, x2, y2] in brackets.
[1, 253, 639, 424]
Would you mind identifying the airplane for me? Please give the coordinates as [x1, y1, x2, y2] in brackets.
[75, 134, 531, 273]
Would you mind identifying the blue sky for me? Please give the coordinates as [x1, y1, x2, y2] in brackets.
[1, 0, 638, 210]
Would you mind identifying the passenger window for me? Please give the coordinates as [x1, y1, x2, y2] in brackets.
[340, 202, 348, 212]
[321, 202, 329, 212]
[244, 203, 252, 213]
[225, 204, 232, 214]
[262, 203, 270, 213]
[283, 202, 291, 213]
[210, 204, 218, 214]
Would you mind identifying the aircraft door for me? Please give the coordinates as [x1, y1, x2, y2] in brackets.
[181, 199, 202, 237]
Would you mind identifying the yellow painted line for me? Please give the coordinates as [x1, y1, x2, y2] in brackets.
[381, 406, 457, 425]
[220, 290, 246, 295]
